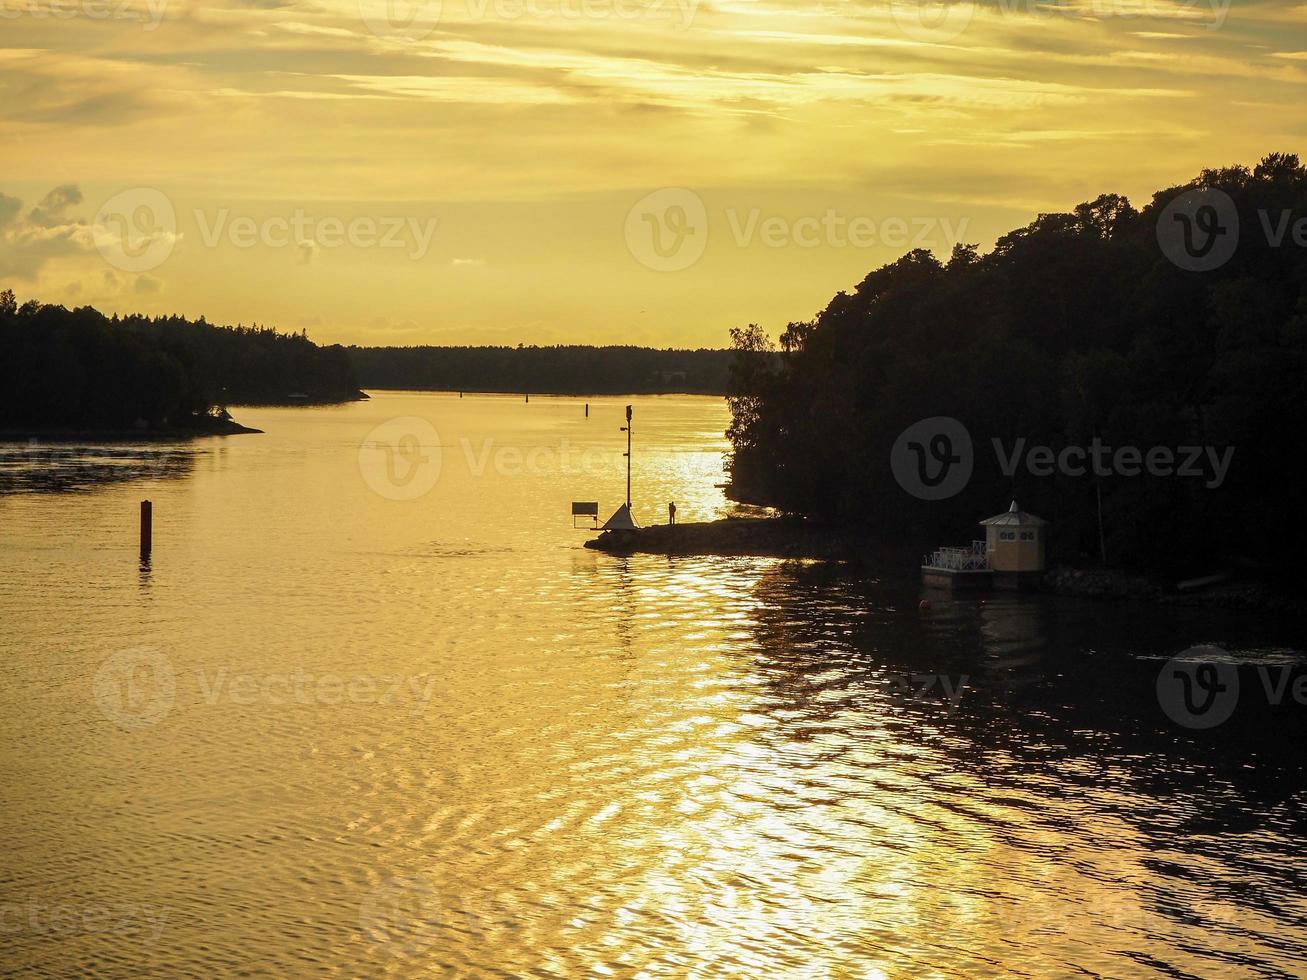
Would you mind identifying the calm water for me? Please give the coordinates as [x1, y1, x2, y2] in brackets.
[2, 392, 1306, 978]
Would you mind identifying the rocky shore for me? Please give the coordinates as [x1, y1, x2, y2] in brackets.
[587, 518, 1305, 614]
[1, 414, 262, 441]
[1043, 565, 1305, 614]
[584, 517, 877, 562]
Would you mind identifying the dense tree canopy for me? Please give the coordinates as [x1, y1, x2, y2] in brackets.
[726, 154, 1307, 574]
[348, 345, 732, 395]
[0, 295, 361, 431]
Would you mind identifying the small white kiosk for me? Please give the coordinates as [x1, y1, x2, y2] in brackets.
[979, 500, 1047, 590]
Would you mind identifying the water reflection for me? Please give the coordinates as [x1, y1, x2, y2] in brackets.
[0, 441, 197, 493]
[1, 394, 1305, 978]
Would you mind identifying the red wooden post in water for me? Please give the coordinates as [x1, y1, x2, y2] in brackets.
[140, 500, 152, 557]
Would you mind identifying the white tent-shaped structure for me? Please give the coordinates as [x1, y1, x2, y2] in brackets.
[600, 503, 639, 531]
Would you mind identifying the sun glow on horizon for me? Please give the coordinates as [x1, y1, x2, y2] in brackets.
[2, 0, 1305, 345]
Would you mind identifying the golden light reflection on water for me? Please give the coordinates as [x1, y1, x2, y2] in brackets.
[2, 393, 1306, 977]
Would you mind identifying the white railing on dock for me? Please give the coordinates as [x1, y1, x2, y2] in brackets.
[925, 540, 989, 571]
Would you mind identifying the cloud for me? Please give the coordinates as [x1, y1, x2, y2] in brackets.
[28, 185, 84, 227]
[134, 274, 162, 294]
[0, 193, 21, 230]
[298, 240, 320, 264]
[0, 185, 97, 281]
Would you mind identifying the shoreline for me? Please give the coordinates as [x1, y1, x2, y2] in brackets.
[361, 386, 726, 398]
[0, 417, 263, 442]
[228, 390, 370, 407]
[586, 518, 1306, 614]
[1, 393, 370, 441]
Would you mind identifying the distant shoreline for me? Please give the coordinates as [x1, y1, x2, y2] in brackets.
[362, 387, 726, 397]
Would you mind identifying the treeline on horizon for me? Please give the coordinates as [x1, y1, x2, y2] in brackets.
[0, 290, 361, 431]
[348, 345, 734, 395]
[726, 153, 1307, 575]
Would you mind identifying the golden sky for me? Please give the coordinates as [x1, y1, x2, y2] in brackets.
[2, 0, 1305, 345]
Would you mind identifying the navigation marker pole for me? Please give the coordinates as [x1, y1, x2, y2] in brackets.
[621, 405, 632, 507]
[140, 500, 152, 558]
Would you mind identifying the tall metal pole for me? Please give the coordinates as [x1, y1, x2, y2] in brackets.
[624, 405, 632, 507]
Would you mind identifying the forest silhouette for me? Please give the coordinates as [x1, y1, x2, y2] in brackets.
[0, 292, 361, 432]
[725, 153, 1306, 574]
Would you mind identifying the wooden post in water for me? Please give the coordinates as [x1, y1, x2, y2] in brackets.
[525, 393, 529, 403]
[140, 500, 152, 557]
[585, 402, 589, 418]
